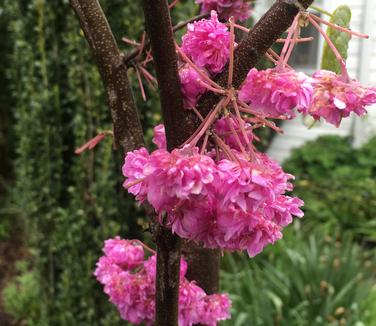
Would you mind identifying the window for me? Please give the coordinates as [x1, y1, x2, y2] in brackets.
[289, 17, 321, 73]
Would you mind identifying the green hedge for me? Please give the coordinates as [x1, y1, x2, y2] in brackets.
[284, 135, 376, 242]
[1, 1, 151, 324]
[221, 230, 376, 326]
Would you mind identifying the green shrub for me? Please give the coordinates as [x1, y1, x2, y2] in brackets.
[221, 231, 376, 326]
[2, 261, 43, 325]
[1, 0, 156, 324]
[284, 136, 376, 241]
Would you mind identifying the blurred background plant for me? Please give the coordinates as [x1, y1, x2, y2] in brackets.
[0, 0, 375, 325]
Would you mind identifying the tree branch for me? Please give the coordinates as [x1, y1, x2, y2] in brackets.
[70, 0, 144, 152]
[141, 1, 187, 325]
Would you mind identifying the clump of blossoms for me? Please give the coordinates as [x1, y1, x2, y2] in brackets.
[182, 11, 232, 74]
[304, 13, 376, 126]
[239, 67, 313, 119]
[123, 126, 304, 257]
[179, 65, 208, 109]
[308, 69, 376, 127]
[238, 14, 313, 119]
[196, 0, 252, 22]
[94, 237, 231, 325]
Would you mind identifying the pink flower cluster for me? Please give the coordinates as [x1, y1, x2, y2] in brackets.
[239, 68, 313, 119]
[238, 67, 376, 126]
[94, 237, 231, 326]
[179, 65, 208, 109]
[179, 11, 235, 108]
[182, 11, 231, 74]
[123, 126, 304, 257]
[214, 116, 253, 152]
[308, 70, 376, 127]
[196, 0, 252, 22]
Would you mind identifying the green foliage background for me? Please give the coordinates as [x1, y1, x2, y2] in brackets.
[0, 1, 150, 324]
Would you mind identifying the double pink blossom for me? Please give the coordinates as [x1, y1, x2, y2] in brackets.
[239, 68, 314, 118]
[170, 153, 303, 257]
[196, 0, 252, 22]
[214, 116, 253, 152]
[143, 146, 216, 212]
[179, 65, 208, 109]
[182, 11, 231, 74]
[308, 70, 376, 127]
[122, 147, 149, 202]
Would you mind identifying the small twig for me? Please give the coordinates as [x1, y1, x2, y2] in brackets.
[123, 13, 210, 66]
[228, 17, 235, 88]
[172, 13, 210, 32]
[168, 0, 179, 10]
[135, 66, 147, 101]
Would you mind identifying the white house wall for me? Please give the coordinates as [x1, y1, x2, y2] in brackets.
[353, 0, 376, 147]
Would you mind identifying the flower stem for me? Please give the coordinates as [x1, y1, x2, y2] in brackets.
[232, 99, 253, 154]
[278, 13, 300, 69]
[310, 5, 333, 17]
[228, 17, 235, 88]
[175, 44, 223, 90]
[190, 97, 229, 147]
[135, 66, 147, 101]
[311, 13, 369, 39]
[308, 14, 349, 78]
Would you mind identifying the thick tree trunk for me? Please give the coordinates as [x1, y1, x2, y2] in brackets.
[142, 1, 186, 324]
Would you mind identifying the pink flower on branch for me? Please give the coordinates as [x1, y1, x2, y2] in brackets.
[182, 11, 232, 74]
[308, 69, 376, 127]
[123, 126, 304, 257]
[179, 65, 208, 109]
[122, 147, 149, 201]
[239, 68, 313, 118]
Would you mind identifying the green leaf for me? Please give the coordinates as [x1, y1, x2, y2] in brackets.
[321, 5, 352, 73]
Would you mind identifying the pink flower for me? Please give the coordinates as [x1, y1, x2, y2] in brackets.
[214, 116, 253, 151]
[103, 237, 144, 270]
[94, 237, 232, 325]
[266, 196, 304, 227]
[122, 147, 149, 202]
[199, 293, 232, 326]
[178, 282, 206, 325]
[143, 146, 216, 212]
[196, 0, 252, 22]
[239, 68, 313, 118]
[308, 70, 376, 127]
[152, 124, 166, 149]
[182, 11, 231, 74]
[179, 65, 207, 109]
[166, 152, 304, 257]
